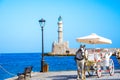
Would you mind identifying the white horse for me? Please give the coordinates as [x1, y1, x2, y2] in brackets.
[75, 45, 88, 80]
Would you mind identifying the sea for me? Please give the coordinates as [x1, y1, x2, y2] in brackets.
[0, 53, 120, 80]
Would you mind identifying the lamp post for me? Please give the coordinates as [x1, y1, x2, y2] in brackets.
[39, 18, 46, 72]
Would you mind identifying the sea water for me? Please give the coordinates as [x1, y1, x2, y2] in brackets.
[0, 53, 120, 80]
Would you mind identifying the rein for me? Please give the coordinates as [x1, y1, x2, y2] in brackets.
[75, 48, 86, 61]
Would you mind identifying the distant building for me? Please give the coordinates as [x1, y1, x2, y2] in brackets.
[52, 16, 70, 54]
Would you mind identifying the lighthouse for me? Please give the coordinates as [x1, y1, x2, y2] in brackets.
[52, 16, 69, 54]
[58, 16, 63, 43]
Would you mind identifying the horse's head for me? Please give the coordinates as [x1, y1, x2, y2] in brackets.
[80, 47, 85, 56]
[77, 45, 86, 56]
[75, 45, 88, 60]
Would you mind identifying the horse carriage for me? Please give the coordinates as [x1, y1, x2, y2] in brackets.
[85, 49, 114, 78]
[75, 33, 114, 80]
[75, 47, 114, 80]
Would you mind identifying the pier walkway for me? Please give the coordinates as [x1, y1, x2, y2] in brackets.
[6, 70, 120, 80]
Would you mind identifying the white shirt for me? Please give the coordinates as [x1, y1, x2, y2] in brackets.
[104, 52, 112, 66]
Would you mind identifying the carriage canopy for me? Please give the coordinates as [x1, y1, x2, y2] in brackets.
[76, 33, 112, 44]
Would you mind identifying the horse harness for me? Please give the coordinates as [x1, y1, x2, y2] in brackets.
[75, 48, 87, 61]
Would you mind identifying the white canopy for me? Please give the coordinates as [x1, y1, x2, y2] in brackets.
[76, 33, 112, 44]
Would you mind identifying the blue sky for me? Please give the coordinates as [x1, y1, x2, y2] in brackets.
[0, 0, 120, 53]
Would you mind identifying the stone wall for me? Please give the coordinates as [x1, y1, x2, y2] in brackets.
[52, 41, 69, 54]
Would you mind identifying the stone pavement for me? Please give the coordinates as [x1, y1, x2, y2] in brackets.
[6, 70, 120, 80]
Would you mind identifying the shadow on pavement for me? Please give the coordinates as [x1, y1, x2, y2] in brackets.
[47, 75, 77, 80]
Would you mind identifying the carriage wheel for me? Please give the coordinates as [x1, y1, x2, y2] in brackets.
[97, 65, 102, 78]
[109, 59, 114, 76]
[87, 66, 95, 76]
[88, 71, 94, 76]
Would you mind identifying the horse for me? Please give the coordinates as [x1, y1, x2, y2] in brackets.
[75, 45, 88, 80]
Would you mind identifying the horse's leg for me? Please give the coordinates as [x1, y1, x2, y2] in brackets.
[83, 62, 86, 80]
[77, 69, 81, 80]
[81, 60, 86, 80]
[82, 70, 85, 80]
[77, 60, 81, 80]
[81, 60, 83, 80]
[84, 62, 87, 80]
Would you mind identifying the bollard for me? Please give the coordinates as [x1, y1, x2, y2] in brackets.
[43, 63, 49, 72]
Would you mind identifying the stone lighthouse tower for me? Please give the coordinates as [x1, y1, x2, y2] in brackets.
[58, 16, 63, 43]
[52, 16, 69, 54]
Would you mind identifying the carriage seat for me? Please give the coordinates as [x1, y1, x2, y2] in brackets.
[87, 53, 101, 62]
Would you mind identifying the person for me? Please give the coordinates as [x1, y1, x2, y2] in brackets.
[94, 48, 101, 62]
[116, 49, 120, 59]
[103, 49, 112, 66]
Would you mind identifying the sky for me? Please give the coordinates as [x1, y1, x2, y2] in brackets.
[0, 0, 120, 53]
